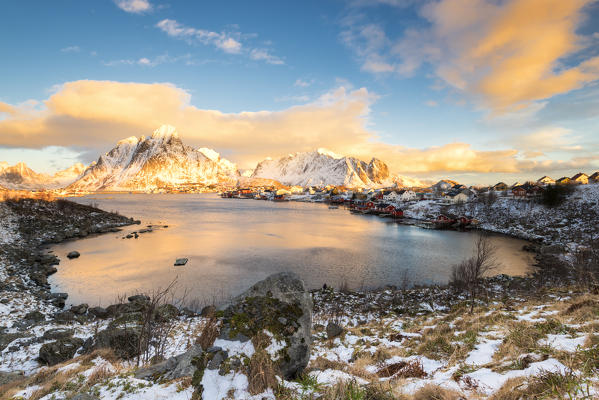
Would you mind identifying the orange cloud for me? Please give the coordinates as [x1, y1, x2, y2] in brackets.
[0, 79, 584, 175]
[395, 0, 599, 111]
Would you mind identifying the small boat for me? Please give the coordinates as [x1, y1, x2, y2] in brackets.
[328, 205, 339, 209]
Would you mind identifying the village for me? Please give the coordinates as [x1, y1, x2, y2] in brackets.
[221, 171, 599, 230]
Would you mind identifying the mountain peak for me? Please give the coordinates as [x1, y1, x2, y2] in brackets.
[117, 136, 140, 146]
[316, 148, 341, 159]
[152, 124, 179, 139]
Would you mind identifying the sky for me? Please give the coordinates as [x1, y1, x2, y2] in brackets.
[1, 0, 599, 185]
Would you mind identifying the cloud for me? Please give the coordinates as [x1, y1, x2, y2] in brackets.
[513, 127, 582, 153]
[103, 54, 191, 67]
[344, 0, 599, 112]
[60, 46, 80, 53]
[114, 0, 152, 14]
[294, 79, 313, 88]
[155, 19, 284, 64]
[0, 80, 594, 175]
[250, 49, 284, 65]
[156, 19, 242, 54]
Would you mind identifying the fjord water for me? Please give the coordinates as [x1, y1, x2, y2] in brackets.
[49, 194, 533, 306]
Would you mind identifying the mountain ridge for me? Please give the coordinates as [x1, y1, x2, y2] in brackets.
[251, 149, 426, 188]
[67, 125, 240, 191]
[0, 161, 84, 190]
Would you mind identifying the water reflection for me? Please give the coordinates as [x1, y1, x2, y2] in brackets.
[48, 194, 534, 306]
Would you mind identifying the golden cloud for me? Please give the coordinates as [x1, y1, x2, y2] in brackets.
[398, 0, 599, 111]
[0, 79, 584, 175]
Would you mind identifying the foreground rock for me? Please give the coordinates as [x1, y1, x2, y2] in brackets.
[39, 337, 84, 366]
[191, 272, 312, 398]
[134, 272, 312, 399]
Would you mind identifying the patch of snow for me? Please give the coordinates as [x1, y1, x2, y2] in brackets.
[213, 338, 255, 358]
[539, 334, 587, 352]
[309, 369, 368, 385]
[464, 339, 502, 365]
[465, 358, 569, 395]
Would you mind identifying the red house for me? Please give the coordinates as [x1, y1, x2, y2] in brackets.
[512, 187, 527, 197]
[436, 214, 455, 224]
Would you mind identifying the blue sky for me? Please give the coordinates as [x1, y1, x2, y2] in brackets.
[1, 0, 599, 184]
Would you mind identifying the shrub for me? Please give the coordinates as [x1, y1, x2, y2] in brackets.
[540, 184, 574, 208]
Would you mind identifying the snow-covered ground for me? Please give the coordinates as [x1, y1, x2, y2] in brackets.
[401, 184, 599, 248]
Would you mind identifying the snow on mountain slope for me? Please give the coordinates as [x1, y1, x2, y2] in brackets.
[52, 163, 85, 186]
[0, 162, 84, 190]
[251, 149, 424, 188]
[68, 125, 240, 191]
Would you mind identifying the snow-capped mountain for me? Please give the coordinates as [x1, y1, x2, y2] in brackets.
[0, 162, 85, 190]
[68, 125, 239, 191]
[251, 149, 423, 188]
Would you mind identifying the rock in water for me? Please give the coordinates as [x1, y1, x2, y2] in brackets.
[174, 258, 188, 266]
[67, 251, 80, 259]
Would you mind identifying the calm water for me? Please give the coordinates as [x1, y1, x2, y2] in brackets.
[48, 194, 534, 306]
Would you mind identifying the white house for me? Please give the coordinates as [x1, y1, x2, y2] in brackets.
[444, 189, 473, 203]
[537, 176, 555, 186]
[399, 190, 417, 202]
[383, 191, 401, 202]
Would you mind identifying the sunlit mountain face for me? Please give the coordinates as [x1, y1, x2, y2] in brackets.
[0, 1, 598, 185]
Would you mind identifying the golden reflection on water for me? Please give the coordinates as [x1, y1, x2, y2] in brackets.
[48, 194, 534, 306]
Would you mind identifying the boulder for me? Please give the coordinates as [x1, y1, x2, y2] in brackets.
[93, 327, 140, 359]
[220, 272, 312, 379]
[326, 322, 343, 339]
[135, 344, 203, 381]
[36, 254, 59, 265]
[54, 311, 76, 323]
[39, 337, 84, 366]
[88, 306, 109, 319]
[128, 294, 150, 303]
[67, 251, 80, 259]
[70, 303, 89, 315]
[0, 331, 26, 351]
[155, 303, 179, 322]
[42, 328, 74, 341]
[24, 310, 45, 323]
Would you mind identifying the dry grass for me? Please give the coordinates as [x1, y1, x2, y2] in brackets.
[0, 349, 120, 400]
[410, 384, 464, 400]
[248, 349, 278, 395]
[377, 360, 427, 379]
[320, 380, 396, 400]
[0, 189, 55, 202]
[196, 317, 220, 351]
[490, 369, 591, 400]
[493, 322, 547, 361]
[307, 357, 348, 373]
[488, 377, 526, 400]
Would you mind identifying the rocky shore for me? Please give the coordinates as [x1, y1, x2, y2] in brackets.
[1, 198, 598, 399]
